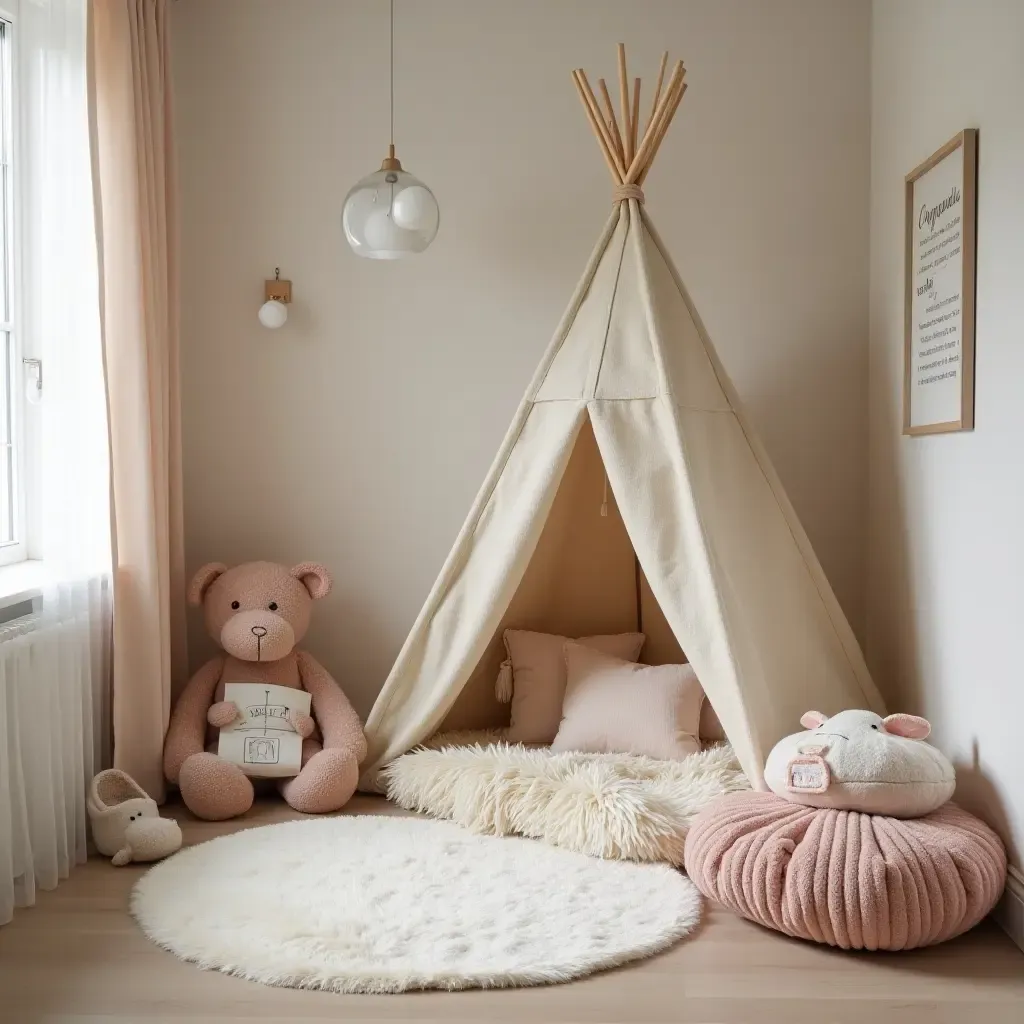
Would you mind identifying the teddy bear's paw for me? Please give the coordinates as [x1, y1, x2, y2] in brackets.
[286, 709, 316, 739]
[179, 752, 254, 821]
[207, 700, 242, 728]
[281, 748, 359, 814]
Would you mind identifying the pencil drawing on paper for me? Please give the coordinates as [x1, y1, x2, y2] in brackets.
[217, 682, 311, 778]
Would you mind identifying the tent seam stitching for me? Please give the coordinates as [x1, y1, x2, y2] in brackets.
[639, 207, 879, 708]
[531, 209, 623, 405]
[621, 206, 760, 776]
[586, 206, 630, 400]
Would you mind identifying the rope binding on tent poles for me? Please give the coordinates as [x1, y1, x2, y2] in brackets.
[572, 45, 687, 204]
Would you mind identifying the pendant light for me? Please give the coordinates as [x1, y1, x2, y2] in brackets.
[342, 0, 439, 259]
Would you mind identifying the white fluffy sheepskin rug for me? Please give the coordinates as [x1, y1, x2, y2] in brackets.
[131, 816, 701, 993]
[383, 736, 749, 865]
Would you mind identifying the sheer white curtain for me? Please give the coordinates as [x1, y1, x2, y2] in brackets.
[0, 0, 112, 925]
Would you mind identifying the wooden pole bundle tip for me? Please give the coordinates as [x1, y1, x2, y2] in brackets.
[573, 46, 687, 193]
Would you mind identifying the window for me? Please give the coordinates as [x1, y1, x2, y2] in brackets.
[0, 10, 24, 567]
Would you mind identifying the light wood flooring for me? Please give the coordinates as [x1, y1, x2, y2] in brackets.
[1, 797, 1021, 1024]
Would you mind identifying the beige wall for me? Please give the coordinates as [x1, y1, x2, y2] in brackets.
[868, 0, 1023, 868]
[173, 0, 871, 717]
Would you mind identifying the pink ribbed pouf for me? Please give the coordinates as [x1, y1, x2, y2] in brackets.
[684, 792, 1006, 950]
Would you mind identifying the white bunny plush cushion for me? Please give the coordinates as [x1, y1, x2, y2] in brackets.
[764, 709, 955, 818]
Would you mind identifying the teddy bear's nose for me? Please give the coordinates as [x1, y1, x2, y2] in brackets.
[251, 626, 268, 638]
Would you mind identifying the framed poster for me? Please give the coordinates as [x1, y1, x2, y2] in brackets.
[903, 129, 977, 435]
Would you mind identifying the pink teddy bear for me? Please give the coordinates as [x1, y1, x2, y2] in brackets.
[163, 560, 366, 820]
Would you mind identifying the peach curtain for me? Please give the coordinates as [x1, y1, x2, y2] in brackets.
[90, 0, 186, 800]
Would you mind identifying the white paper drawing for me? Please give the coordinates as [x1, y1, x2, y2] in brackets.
[244, 735, 281, 765]
[217, 682, 312, 778]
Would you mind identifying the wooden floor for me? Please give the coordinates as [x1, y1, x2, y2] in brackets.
[1, 798, 1022, 1024]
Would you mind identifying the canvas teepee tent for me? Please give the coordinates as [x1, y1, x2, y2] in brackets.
[359, 47, 884, 790]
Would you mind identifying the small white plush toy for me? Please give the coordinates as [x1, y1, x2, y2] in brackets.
[764, 709, 955, 818]
[87, 769, 182, 866]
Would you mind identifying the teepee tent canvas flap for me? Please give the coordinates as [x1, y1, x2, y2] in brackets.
[359, 48, 884, 790]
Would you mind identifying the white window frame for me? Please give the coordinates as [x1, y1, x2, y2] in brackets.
[0, 2, 25, 568]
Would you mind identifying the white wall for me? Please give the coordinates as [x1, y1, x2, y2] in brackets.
[868, 0, 1023, 868]
[173, 0, 871, 717]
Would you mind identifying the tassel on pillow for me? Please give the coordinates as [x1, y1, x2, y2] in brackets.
[494, 659, 513, 703]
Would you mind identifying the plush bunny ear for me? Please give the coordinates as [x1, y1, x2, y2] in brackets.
[882, 713, 931, 739]
[800, 710, 828, 729]
[291, 562, 332, 600]
[188, 563, 227, 606]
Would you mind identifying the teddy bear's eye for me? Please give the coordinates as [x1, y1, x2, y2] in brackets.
[871, 724, 879, 730]
[268, 602, 278, 611]
[231, 601, 240, 610]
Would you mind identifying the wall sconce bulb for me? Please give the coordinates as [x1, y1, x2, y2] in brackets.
[260, 268, 292, 329]
[258, 299, 288, 329]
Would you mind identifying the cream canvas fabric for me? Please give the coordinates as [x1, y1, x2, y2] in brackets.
[551, 644, 703, 760]
[504, 630, 645, 744]
[359, 201, 885, 791]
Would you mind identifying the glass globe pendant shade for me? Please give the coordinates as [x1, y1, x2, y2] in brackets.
[342, 156, 439, 260]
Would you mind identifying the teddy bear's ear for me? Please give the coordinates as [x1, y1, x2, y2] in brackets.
[882, 713, 931, 740]
[188, 563, 228, 606]
[800, 710, 828, 729]
[291, 562, 332, 600]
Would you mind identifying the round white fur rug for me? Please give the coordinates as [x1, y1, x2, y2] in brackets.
[131, 815, 701, 993]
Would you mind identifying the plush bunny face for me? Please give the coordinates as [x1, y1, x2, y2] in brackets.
[188, 560, 332, 663]
[764, 709, 955, 818]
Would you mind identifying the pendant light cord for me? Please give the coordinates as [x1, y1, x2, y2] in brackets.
[389, 0, 395, 148]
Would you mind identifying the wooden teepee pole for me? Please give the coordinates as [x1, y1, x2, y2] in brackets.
[630, 77, 641, 164]
[626, 59, 684, 183]
[572, 70, 624, 183]
[597, 78, 626, 166]
[647, 51, 669, 134]
[578, 70, 627, 180]
[574, 47, 688, 192]
[638, 75, 687, 186]
[617, 44, 633, 165]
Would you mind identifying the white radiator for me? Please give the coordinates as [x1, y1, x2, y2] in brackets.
[0, 578, 112, 925]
